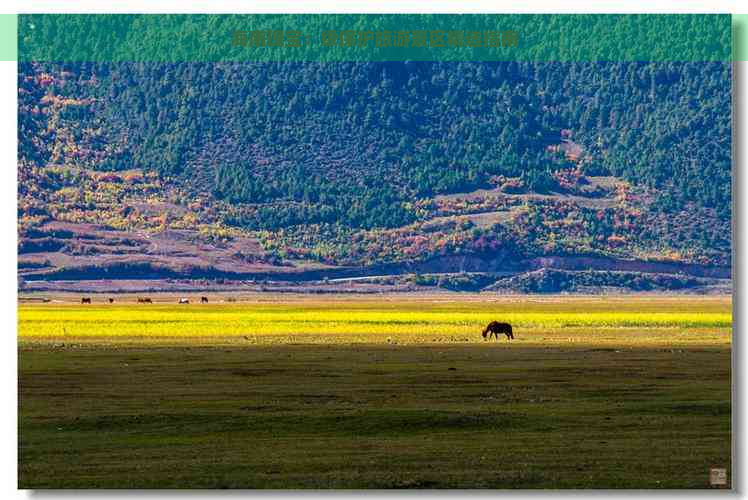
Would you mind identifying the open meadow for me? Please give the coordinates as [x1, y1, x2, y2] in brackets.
[18, 294, 732, 488]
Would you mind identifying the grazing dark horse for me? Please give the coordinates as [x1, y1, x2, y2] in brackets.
[482, 321, 514, 341]
[81, 297, 91, 304]
[137, 297, 152, 304]
[201, 296, 208, 304]
[108, 298, 114, 304]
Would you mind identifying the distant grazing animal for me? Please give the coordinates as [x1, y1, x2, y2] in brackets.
[179, 298, 190, 304]
[108, 298, 114, 304]
[81, 297, 91, 304]
[482, 321, 514, 341]
[201, 296, 209, 304]
[137, 297, 152, 304]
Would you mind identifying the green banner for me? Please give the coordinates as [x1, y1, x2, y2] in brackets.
[0, 14, 16, 61]
[17, 13, 731, 62]
[733, 13, 748, 61]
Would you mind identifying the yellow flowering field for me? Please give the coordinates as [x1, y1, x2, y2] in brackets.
[17, 296, 732, 346]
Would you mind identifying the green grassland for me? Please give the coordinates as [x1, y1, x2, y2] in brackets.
[18, 295, 732, 488]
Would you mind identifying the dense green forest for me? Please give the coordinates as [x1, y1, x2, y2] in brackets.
[19, 61, 731, 224]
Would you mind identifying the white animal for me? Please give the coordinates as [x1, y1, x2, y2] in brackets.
[178, 298, 190, 304]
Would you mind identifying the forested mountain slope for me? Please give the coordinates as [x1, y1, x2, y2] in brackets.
[17, 61, 732, 292]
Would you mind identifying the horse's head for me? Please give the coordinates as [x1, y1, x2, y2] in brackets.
[481, 328, 488, 339]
